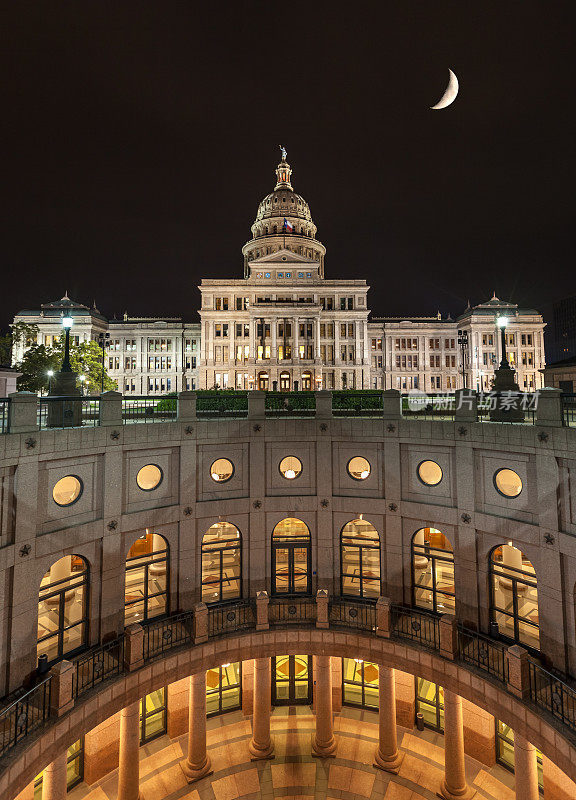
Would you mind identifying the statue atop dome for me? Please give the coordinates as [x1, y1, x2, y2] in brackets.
[279, 144, 287, 161]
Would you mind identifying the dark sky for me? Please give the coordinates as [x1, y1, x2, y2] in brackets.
[1, 2, 575, 331]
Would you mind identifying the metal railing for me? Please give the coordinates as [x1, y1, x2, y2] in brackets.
[38, 397, 100, 429]
[528, 660, 576, 733]
[0, 676, 51, 758]
[196, 392, 248, 418]
[562, 394, 576, 427]
[269, 597, 317, 626]
[332, 391, 383, 417]
[0, 399, 9, 434]
[265, 392, 316, 417]
[390, 605, 439, 649]
[72, 638, 124, 699]
[207, 599, 256, 638]
[401, 394, 456, 421]
[122, 396, 176, 424]
[457, 626, 508, 683]
[142, 611, 195, 661]
[329, 598, 376, 631]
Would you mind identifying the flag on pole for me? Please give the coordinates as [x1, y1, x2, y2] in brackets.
[283, 218, 294, 233]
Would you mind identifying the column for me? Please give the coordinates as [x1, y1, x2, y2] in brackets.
[149, 533, 166, 575]
[181, 672, 212, 782]
[42, 751, 67, 800]
[439, 690, 475, 800]
[312, 655, 337, 757]
[117, 701, 142, 800]
[374, 666, 404, 773]
[249, 658, 274, 759]
[514, 733, 539, 800]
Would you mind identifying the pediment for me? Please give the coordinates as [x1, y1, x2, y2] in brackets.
[249, 248, 317, 265]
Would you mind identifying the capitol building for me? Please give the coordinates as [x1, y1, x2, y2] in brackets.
[12, 153, 546, 395]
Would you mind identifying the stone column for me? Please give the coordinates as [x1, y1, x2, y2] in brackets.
[181, 672, 212, 782]
[117, 701, 142, 800]
[374, 666, 403, 773]
[248, 657, 274, 759]
[439, 690, 475, 800]
[42, 751, 68, 800]
[312, 655, 337, 757]
[514, 732, 539, 800]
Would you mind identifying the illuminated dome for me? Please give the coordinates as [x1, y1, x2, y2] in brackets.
[242, 150, 326, 276]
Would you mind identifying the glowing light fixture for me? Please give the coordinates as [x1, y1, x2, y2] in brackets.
[496, 316, 508, 328]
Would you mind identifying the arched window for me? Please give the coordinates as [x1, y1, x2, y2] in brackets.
[341, 519, 380, 599]
[258, 371, 269, 390]
[301, 371, 312, 390]
[412, 528, 455, 614]
[38, 555, 88, 663]
[125, 532, 168, 626]
[272, 518, 311, 596]
[202, 522, 242, 604]
[490, 544, 539, 650]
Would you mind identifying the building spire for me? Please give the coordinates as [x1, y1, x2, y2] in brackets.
[275, 147, 293, 190]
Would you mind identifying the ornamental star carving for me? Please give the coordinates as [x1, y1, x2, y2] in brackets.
[387, 424, 396, 433]
[458, 426, 468, 436]
[319, 423, 328, 432]
[183, 506, 193, 516]
[107, 520, 118, 531]
[538, 431, 549, 443]
[184, 425, 194, 435]
[24, 437, 36, 449]
[388, 503, 398, 512]
[253, 424, 261, 432]
[110, 430, 120, 440]
[19, 544, 31, 557]
[320, 499, 329, 508]
[461, 513, 472, 524]
[253, 500, 262, 509]
[544, 533, 555, 545]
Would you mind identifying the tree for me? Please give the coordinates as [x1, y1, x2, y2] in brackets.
[0, 322, 40, 366]
[15, 335, 116, 394]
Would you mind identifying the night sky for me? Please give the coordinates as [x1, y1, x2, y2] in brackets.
[1, 2, 575, 331]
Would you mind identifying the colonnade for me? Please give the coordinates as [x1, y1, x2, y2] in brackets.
[39, 659, 541, 800]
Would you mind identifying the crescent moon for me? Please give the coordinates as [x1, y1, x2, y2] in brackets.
[430, 69, 459, 110]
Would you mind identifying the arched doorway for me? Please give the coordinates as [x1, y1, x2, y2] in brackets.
[125, 532, 169, 626]
[38, 555, 89, 663]
[258, 372, 269, 390]
[340, 518, 380, 599]
[201, 522, 242, 604]
[411, 528, 455, 614]
[280, 371, 290, 390]
[490, 544, 539, 651]
[301, 371, 312, 390]
[271, 518, 311, 596]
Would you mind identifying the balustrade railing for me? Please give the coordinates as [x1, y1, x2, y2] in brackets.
[122, 396, 176, 423]
[0, 676, 51, 758]
[328, 598, 376, 631]
[269, 597, 317, 625]
[207, 599, 256, 638]
[390, 605, 439, 649]
[143, 611, 194, 661]
[196, 392, 248, 418]
[0, 399, 9, 434]
[457, 626, 508, 683]
[528, 660, 576, 733]
[72, 638, 124, 699]
[265, 392, 316, 417]
[562, 394, 576, 427]
[38, 396, 100, 429]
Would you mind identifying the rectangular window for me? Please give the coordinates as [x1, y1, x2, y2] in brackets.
[340, 323, 347, 338]
[140, 688, 167, 744]
[348, 323, 354, 338]
[415, 678, 444, 732]
[206, 663, 242, 716]
[342, 658, 379, 710]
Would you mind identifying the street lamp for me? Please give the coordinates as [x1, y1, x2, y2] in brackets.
[496, 316, 510, 369]
[97, 332, 110, 393]
[47, 370, 54, 394]
[61, 315, 73, 372]
[457, 330, 468, 388]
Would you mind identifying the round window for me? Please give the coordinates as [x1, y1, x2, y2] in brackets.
[52, 475, 83, 507]
[347, 456, 371, 481]
[279, 456, 302, 480]
[494, 468, 523, 498]
[210, 458, 234, 483]
[417, 460, 443, 486]
[136, 464, 163, 491]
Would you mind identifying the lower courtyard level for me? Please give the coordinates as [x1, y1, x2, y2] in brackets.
[13, 655, 576, 800]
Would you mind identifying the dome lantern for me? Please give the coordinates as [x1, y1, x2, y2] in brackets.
[275, 145, 293, 190]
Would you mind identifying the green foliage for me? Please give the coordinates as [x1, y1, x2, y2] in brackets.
[15, 335, 116, 395]
[155, 393, 177, 413]
[0, 322, 40, 367]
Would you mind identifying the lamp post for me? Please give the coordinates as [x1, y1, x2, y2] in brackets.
[97, 332, 110, 393]
[47, 370, 54, 394]
[457, 330, 468, 388]
[496, 316, 510, 369]
[61, 315, 73, 372]
[490, 313, 523, 422]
